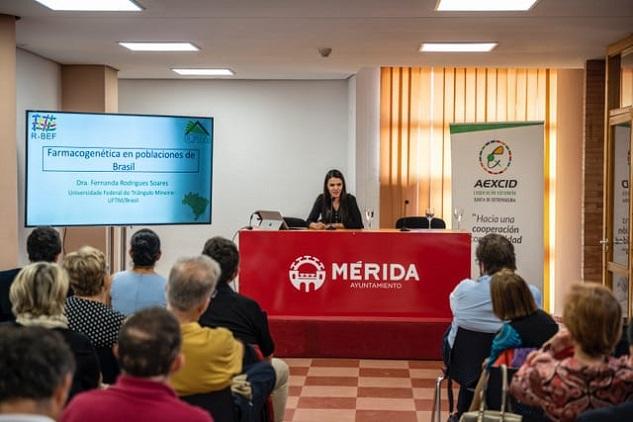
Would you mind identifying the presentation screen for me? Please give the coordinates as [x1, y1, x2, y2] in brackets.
[26, 111, 213, 226]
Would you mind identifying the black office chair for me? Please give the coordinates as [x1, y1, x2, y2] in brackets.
[95, 347, 120, 385]
[182, 387, 235, 422]
[430, 218, 446, 229]
[283, 216, 308, 229]
[395, 216, 446, 229]
[613, 322, 629, 357]
[577, 401, 633, 422]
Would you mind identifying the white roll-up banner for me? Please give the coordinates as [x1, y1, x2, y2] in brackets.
[450, 122, 544, 291]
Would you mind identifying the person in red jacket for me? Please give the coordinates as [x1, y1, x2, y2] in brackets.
[61, 307, 213, 422]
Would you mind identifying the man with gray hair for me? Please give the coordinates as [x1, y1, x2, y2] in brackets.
[167, 255, 245, 396]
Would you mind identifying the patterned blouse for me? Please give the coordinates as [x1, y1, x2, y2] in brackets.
[510, 339, 633, 421]
[65, 296, 126, 348]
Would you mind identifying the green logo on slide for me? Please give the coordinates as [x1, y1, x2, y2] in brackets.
[184, 121, 210, 144]
[182, 192, 209, 221]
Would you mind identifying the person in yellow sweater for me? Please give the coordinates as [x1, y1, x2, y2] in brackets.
[167, 255, 244, 395]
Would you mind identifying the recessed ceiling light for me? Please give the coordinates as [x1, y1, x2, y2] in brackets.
[172, 69, 235, 76]
[420, 43, 498, 52]
[119, 42, 199, 52]
[34, 0, 142, 11]
[436, 0, 539, 11]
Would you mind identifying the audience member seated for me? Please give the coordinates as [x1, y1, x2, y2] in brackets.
[487, 269, 558, 367]
[61, 307, 212, 422]
[0, 326, 74, 421]
[63, 246, 125, 384]
[111, 228, 166, 315]
[446, 233, 541, 413]
[8, 262, 100, 398]
[0, 226, 62, 322]
[510, 284, 633, 421]
[577, 326, 633, 421]
[200, 237, 289, 422]
[166, 256, 244, 396]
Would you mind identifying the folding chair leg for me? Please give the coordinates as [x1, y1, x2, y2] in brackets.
[447, 377, 454, 414]
[431, 375, 444, 422]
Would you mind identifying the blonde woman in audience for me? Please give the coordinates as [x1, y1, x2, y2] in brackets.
[111, 228, 166, 315]
[63, 246, 126, 384]
[9, 262, 100, 398]
[510, 283, 633, 421]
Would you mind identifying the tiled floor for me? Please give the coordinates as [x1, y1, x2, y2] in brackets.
[283, 358, 455, 422]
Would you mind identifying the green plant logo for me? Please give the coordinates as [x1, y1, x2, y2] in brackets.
[479, 140, 512, 175]
[184, 120, 210, 144]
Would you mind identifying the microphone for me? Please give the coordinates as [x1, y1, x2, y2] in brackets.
[400, 200, 411, 232]
[231, 211, 258, 242]
[330, 200, 334, 224]
[248, 211, 258, 229]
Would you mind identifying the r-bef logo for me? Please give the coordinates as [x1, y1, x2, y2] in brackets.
[479, 140, 512, 175]
[30, 114, 57, 140]
[289, 256, 326, 292]
[184, 120, 210, 144]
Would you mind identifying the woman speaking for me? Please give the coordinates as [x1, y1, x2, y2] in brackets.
[307, 169, 363, 230]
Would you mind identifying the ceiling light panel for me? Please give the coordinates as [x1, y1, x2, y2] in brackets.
[34, 0, 142, 11]
[420, 43, 498, 52]
[172, 69, 235, 76]
[436, 0, 539, 11]
[119, 42, 199, 51]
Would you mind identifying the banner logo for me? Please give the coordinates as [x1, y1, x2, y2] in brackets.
[184, 120, 210, 144]
[479, 140, 512, 175]
[30, 114, 57, 140]
[289, 256, 326, 292]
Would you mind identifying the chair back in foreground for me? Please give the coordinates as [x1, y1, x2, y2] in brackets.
[182, 387, 235, 422]
[95, 347, 120, 385]
[447, 327, 496, 387]
[433, 327, 495, 421]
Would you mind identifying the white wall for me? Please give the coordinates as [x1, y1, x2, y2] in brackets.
[353, 68, 381, 228]
[118, 79, 351, 276]
[15, 49, 61, 265]
[347, 75, 357, 193]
